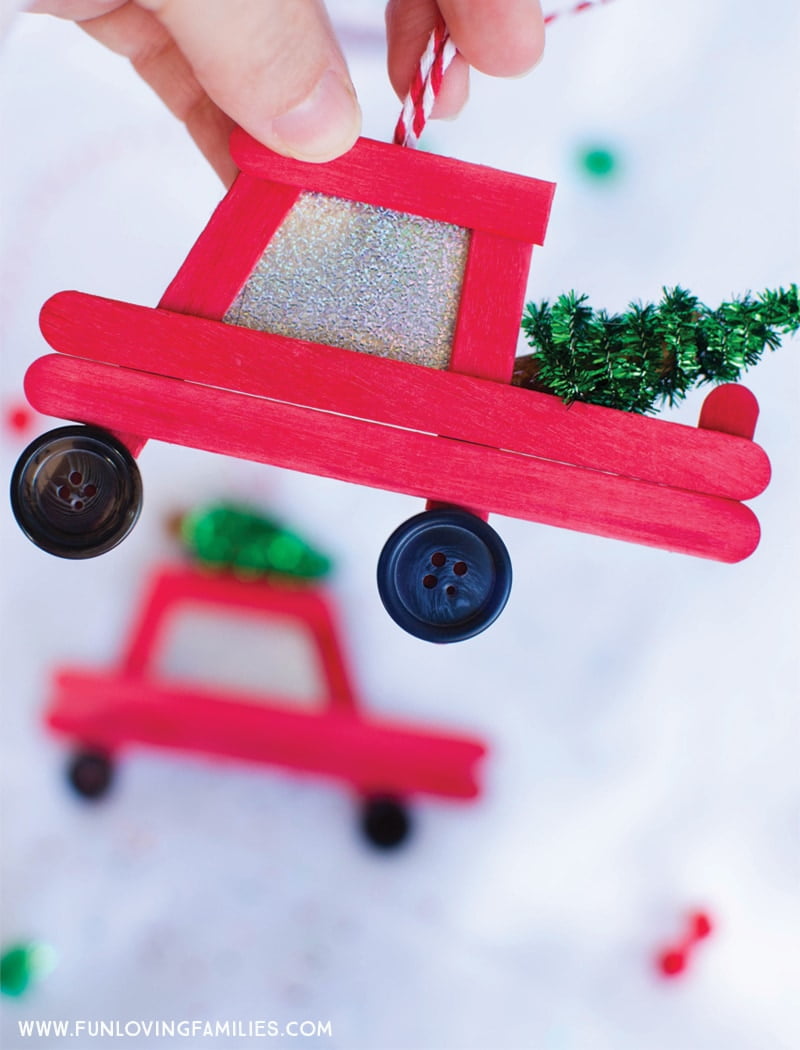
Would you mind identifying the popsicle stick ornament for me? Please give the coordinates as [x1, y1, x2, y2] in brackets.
[10, 1, 775, 643]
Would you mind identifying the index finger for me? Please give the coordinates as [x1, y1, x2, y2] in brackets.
[386, 0, 544, 119]
[439, 0, 545, 77]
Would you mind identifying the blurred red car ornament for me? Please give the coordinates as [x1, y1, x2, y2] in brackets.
[48, 565, 487, 850]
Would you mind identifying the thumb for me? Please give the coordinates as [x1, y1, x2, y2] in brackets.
[137, 0, 362, 162]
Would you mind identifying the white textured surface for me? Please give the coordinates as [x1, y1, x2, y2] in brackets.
[1, 2, 798, 1049]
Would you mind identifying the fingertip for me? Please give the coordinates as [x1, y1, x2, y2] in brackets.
[385, 0, 439, 101]
[442, 0, 545, 79]
[257, 68, 362, 163]
[387, 0, 544, 108]
[488, 22, 545, 78]
[139, 0, 362, 165]
[457, 26, 544, 79]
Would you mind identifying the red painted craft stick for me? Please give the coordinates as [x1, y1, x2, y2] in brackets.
[450, 232, 533, 383]
[698, 384, 760, 440]
[110, 162, 299, 460]
[47, 671, 484, 798]
[120, 567, 358, 713]
[442, 233, 532, 516]
[26, 354, 761, 562]
[158, 173, 300, 319]
[45, 565, 487, 799]
[229, 131, 555, 245]
[39, 292, 770, 502]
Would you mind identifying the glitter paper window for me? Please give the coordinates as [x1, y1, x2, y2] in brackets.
[223, 192, 470, 369]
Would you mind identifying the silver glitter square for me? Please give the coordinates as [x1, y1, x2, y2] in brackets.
[223, 191, 470, 369]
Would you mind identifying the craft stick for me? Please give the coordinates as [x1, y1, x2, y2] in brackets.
[159, 173, 300, 319]
[26, 354, 762, 562]
[230, 130, 555, 244]
[442, 231, 533, 516]
[698, 383, 760, 440]
[47, 671, 485, 798]
[39, 293, 770, 501]
[120, 567, 358, 714]
[102, 171, 300, 459]
[450, 232, 533, 383]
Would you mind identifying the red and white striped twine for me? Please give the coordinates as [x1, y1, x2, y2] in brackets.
[394, 0, 617, 148]
[544, 0, 616, 27]
[393, 19, 457, 148]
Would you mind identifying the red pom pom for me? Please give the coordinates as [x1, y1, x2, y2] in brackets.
[657, 949, 686, 977]
[689, 911, 713, 941]
[6, 403, 33, 435]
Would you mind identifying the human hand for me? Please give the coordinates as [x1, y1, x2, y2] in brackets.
[29, 1, 545, 185]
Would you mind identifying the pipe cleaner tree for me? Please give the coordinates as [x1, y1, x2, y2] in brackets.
[513, 285, 799, 413]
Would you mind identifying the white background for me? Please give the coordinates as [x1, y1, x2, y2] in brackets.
[1, 1, 798, 1048]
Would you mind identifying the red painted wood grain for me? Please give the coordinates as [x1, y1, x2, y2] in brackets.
[120, 567, 358, 714]
[39, 292, 770, 502]
[450, 232, 533, 383]
[158, 173, 300, 319]
[698, 383, 760, 439]
[47, 670, 485, 798]
[229, 129, 555, 245]
[26, 354, 762, 562]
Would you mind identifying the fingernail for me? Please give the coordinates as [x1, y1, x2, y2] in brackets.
[270, 69, 361, 162]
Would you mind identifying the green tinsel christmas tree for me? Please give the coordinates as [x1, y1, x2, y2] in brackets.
[179, 502, 331, 580]
[513, 285, 799, 413]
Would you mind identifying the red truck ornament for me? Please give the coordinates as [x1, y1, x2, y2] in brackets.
[11, 132, 770, 642]
[48, 564, 486, 850]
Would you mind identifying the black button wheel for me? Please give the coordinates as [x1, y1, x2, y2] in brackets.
[11, 425, 142, 558]
[377, 508, 512, 642]
[360, 795, 411, 850]
[67, 749, 115, 800]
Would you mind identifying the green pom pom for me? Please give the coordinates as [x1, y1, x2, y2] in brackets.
[1, 944, 57, 997]
[579, 146, 618, 179]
